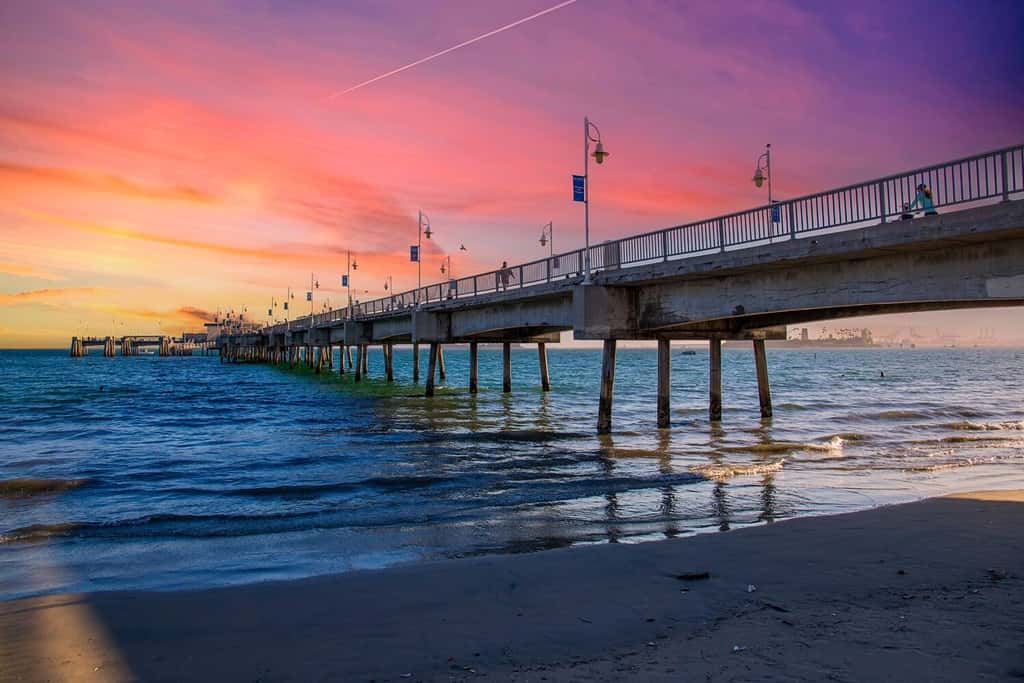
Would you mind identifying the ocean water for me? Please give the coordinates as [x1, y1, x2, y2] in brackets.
[1, 346, 1022, 600]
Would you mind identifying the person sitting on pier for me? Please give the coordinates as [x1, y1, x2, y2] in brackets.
[907, 183, 938, 216]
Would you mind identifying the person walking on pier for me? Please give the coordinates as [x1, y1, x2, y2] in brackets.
[907, 183, 938, 216]
[498, 261, 516, 291]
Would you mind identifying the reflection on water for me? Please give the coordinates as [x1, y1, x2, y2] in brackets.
[1, 346, 1023, 599]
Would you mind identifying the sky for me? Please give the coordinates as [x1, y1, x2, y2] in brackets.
[1, 0, 1022, 347]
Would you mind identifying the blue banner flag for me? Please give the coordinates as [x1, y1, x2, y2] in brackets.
[410, 245, 419, 262]
[306, 291, 312, 301]
[341, 274, 349, 287]
[572, 174, 585, 202]
[771, 203, 781, 223]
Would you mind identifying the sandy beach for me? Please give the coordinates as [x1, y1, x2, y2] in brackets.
[2, 490, 1022, 682]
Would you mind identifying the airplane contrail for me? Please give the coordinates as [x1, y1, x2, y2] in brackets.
[325, 0, 578, 100]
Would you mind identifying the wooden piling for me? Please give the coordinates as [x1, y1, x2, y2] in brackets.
[425, 342, 439, 397]
[338, 346, 346, 375]
[709, 337, 722, 422]
[361, 344, 369, 375]
[469, 342, 479, 394]
[753, 339, 773, 418]
[437, 345, 446, 381]
[502, 342, 512, 393]
[314, 346, 322, 374]
[597, 339, 617, 433]
[355, 345, 363, 382]
[538, 342, 551, 392]
[657, 339, 671, 428]
[385, 343, 394, 382]
[413, 343, 420, 383]
[328, 345, 334, 369]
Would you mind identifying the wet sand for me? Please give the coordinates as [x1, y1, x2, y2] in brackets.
[2, 490, 1022, 681]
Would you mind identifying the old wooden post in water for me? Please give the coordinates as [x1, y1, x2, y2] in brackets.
[657, 339, 671, 428]
[469, 342, 479, 394]
[425, 342, 439, 397]
[597, 340, 617, 434]
[502, 342, 512, 393]
[538, 342, 551, 391]
[753, 339, 772, 418]
[709, 337, 723, 422]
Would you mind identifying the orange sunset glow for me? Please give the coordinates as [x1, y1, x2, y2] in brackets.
[2, 1, 1022, 346]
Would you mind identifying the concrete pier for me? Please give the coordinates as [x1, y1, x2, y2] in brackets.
[657, 339, 670, 428]
[597, 340, 617, 434]
[709, 337, 722, 422]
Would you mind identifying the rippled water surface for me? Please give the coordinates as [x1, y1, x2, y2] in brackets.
[2, 346, 1022, 599]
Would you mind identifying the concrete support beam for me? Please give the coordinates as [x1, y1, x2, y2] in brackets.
[538, 343, 550, 392]
[709, 337, 722, 422]
[425, 342, 439, 397]
[753, 339, 773, 418]
[469, 342, 479, 394]
[657, 339, 670, 428]
[502, 343, 512, 393]
[597, 340, 617, 434]
[573, 285, 636, 340]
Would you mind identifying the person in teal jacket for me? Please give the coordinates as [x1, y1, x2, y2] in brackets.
[908, 183, 938, 216]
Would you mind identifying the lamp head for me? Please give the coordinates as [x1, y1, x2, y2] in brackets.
[352, 259, 358, 270]
[752, 168, 765, 188]
[424, 225, 432, 240]
[539, 234, 547, 247]
[592, 141, 609, 164]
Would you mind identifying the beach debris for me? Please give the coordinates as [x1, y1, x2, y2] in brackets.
[731, 645, 748, 653]
[646, 641, 657, 647]
[676, 571, 711, 581]
[400, 674, 412, 679]
[746, 584, 757, 593]
[760, 600, 789, 613]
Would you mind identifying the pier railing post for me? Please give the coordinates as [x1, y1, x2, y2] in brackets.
[753, 339, 773, 419]
[657, 339, 670, 428]
[502, 342, 512, 393]
[1001, 151, 1010, 202]
[709, 337, 722, 422]
[877, 181, 887, 224]
[597, 339, 617, 433]
[469, 342, 479, 394]
[538, 342, 551, 391]
[425, 342, 439, 397]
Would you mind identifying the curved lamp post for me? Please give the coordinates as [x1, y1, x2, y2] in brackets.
[752, 143, 772, 204]
[539, 221, 554, 257]
[583, 116, 609, 284]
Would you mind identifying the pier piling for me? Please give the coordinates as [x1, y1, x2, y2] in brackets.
[385, 344, 394, 382]
[538, 342, 551, 391]
[753, 339, 773, 418]
[469, 342, 479, 394]
[425, 342, 439, 397]
[355, 346, 363, 382]
[413, 343, 420, 383]
[597, 339, 617, 434]
[438, 345, 446, 381]
[709, 337, 722, 422]
[657, 339, 671, 428]
[502, 343, 512, 393]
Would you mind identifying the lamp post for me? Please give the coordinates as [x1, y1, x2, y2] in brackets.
[539, 221, 554, 257]
[416, 211, 433, 294]
[308, 273, 319, 319]
[752, 143, 772, 204]
[343, 251, 358, 317]
[583, 116, 609, 284]
[284, 287, 294, 329]
[440, 255, 452, 279]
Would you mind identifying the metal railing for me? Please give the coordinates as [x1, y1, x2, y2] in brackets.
[263, 143, 1022, 336]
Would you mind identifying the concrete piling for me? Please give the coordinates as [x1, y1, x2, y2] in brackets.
[412, 343, 420, 383]
[437, 345, 446, 381]
[709, 337, 722, 422]
[360, 344, 368, 375]
[425, 342, 439, 397]
[753, 339, 772, 418]
[469, 342, 479, 394]
[538, 342, 551, 392]
[355, 345, 363, 382]
[657, 339, 671, 428]
[502, 342, 512, 393]
[385, 344, 394, 382]
[597, 339, 617, 434]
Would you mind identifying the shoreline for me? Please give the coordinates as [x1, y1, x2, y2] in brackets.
[2, 490, 1021, 681]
